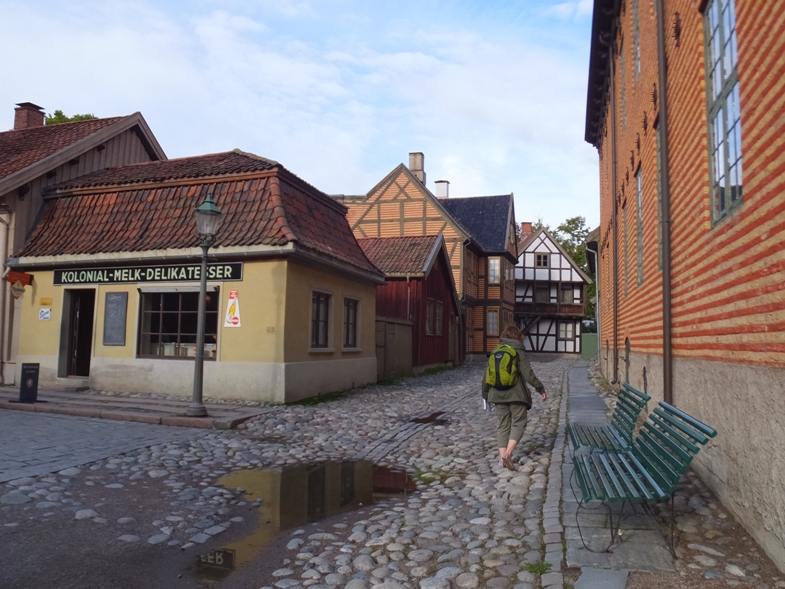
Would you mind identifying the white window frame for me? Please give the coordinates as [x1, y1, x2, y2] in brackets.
[488, 257, 500, 284]
[487, 309, 499, 337]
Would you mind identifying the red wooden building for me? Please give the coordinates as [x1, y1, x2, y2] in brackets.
[359, 235, 462, 369]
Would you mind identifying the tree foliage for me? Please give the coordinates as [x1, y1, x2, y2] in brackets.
[45, 110, 97, 125]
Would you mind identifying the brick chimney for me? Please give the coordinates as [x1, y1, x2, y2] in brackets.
[14, 102, 45, 130]
[409, 152, 425, 185]
[435, 180, 449, 198]
[520, 222, 533, 239]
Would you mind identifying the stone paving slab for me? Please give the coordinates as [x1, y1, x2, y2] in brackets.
[575, 567, 629, 589]
[0, 386, 273, 429]
[0, 410, 207, 483]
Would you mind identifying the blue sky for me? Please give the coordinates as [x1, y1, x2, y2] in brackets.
[0, 0, 598, 228]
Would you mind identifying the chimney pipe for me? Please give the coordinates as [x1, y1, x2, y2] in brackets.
[14, 102, 45, 130]
[435, 180, 450, 198]
[409, 152, 426, 185]
[520, 222, 533, 237]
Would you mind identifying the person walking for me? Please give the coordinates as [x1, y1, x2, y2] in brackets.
[482, 325, 547, 471]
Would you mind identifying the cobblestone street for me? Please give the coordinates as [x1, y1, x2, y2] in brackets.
[1, 357, 783, 589]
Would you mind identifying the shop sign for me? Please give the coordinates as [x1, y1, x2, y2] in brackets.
[53, 262, 243, 286]
[39, 308, 51, 321]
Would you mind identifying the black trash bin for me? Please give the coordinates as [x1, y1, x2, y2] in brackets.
[19, 363, 39, 403]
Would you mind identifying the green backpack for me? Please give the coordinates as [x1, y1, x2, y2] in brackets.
[485, 343, 519, 391]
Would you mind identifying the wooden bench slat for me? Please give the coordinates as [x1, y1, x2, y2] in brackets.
[659, 402, 718, 438]
[653, 407, 713, 446]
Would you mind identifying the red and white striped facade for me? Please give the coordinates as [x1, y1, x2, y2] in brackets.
[586, 0, 785, 571]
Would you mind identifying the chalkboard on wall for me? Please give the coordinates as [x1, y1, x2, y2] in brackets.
[103, 292, 128, 346]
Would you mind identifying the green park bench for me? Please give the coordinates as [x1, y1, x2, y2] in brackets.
[567, 383, 651, 453]
[571, 401, 718, 556]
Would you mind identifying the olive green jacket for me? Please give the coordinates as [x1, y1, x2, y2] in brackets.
[482, 338, 544, 408]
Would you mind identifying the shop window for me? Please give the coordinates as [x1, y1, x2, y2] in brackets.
[488, 257, 500, 284]
[535, 253, 550, 268]
[435, 301, 444, 335]
[487, 309, 499, 336]
[558, 321, 575, 341]
[311, 292, 330, 348]
[139, 291, 218, 358]
[344, 298, 358, 348]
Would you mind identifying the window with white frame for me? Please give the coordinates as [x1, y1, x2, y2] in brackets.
[558, 321, 575, 341]
[704, 0, 742, 223]
[343, 298, 358, 348]
[487, 309, 499, 337]
[488, 257, 500, 284]
[311, 292, 330, 348]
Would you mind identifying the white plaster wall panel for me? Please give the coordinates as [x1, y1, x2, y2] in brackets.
[535, 269, 548, 281]
[561, 269, 571, 281]
[551, 269, 560, 281]
[515, 268, 524, 279]
[525, 268, 534, 280]
[525, 253, 534, 266]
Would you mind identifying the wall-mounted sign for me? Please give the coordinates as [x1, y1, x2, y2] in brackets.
[10, 280, 25, 299]
[103, 292, 128, 346]
[6, 270, 33, 286]
[224, 289, 242, 327]
[53, 262, 243, 286]
[39, 308, 51, 321]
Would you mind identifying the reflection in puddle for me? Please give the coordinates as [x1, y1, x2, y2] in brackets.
[197, 461, 414, 579]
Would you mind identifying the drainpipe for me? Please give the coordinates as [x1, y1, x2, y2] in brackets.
[0, 213, 8, 385]
[654, 0, 673, 404]
[599, 30, 620, 385]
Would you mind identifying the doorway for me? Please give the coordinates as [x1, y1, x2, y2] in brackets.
[62, 289, 95, 377]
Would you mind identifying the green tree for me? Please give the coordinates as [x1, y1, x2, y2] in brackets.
[45, 110, 97, 125]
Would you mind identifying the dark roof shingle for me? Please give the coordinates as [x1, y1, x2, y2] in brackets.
[0, 117, 125, 180]
[16, 151, 381, 277]
[439, 194, 512, 252]
[357, 235, 440, 276]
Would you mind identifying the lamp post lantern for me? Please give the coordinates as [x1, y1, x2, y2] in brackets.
[188, 192, 222, 417]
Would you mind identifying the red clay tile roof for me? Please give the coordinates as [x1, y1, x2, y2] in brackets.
[49, 149, 278, 190]
[358, 235, 440, 276]
[0, 117, 125, 180]
[16, 151, 382, 278]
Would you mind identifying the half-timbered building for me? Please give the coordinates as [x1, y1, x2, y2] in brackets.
[336, 152, 518, 358]
[514, 225, 591, 353]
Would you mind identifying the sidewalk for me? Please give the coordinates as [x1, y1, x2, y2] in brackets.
[0, 386, 272, 429]
[558, 361, 673, 587]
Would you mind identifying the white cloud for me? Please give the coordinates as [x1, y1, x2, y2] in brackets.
[0, 0, 599, 228]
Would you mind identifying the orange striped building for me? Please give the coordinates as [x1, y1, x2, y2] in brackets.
[585, 0, 785, 570]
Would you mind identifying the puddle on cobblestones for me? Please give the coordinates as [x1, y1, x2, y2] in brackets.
[195, 461, 415, 581]
[410, 411, 448, 425]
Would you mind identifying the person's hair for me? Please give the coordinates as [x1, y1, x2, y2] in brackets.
[500, 325, 523, 341]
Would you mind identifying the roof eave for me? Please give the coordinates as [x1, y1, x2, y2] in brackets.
[585, 0, 618, 146]
[0, 112, 167, 196]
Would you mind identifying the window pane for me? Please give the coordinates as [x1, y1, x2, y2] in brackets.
[180, 312, 198, 334]
[489, 258, 500, 283]
[162, 294, 179, 311]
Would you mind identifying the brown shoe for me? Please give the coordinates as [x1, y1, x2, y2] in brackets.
[502, 454, 515, 471]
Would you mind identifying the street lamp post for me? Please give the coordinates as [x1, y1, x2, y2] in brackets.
[188, 192, 222, 418]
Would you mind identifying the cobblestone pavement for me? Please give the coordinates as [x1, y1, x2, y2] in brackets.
[2, 356, 784, 589]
